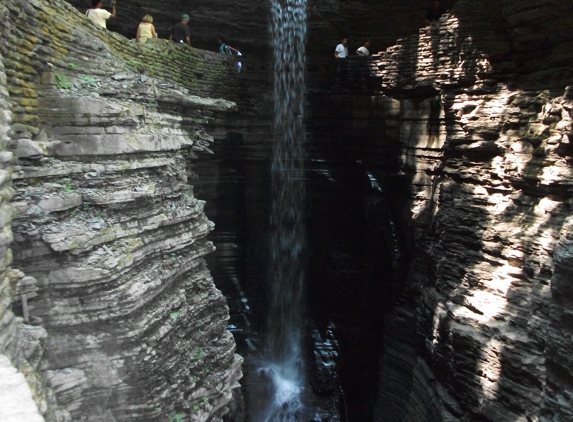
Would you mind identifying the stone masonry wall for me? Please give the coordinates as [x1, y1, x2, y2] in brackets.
[1, 0, 246, 421]
[355, 1, 573, 421]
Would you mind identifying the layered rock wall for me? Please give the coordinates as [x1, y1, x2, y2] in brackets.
[348, 1, 573, 421]
[0, 1, 56, 420]
[1, 0, 246, 420]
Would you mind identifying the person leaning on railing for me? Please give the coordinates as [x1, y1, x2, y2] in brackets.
[334, 37, 348, 58]
[170, 14, 192, 47]
[356, 39, 371, 56]
[136, 14, 158, 44]
[86, 0, 116, 29]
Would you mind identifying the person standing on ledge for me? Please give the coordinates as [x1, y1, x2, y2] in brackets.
[170, 14, 192, 47]
[218, 38, 231, 55]
[86, 0, 116, 29]
[356, 39, 371, 56]
[334, 37, 348, 58]
[425, 1, 446, 24]
[218, 38, 243, 72]
[136, 14, 158, 44]
[218, 38, 241, 55]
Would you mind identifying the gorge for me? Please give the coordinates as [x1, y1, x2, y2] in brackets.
[1, 0, 573, 421]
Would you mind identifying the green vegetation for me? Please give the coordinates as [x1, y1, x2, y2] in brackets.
[55, 73, 72, 90]
[194, 348, 204, 359]
[169, 311, 180, 322]
[68, 62, 78, 69]
[62, 178, 74, 193]
[78, 74, 97, 88]
[170, 414, 184, 422]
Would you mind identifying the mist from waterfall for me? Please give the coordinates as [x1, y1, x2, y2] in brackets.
[262, 0, 307, 420]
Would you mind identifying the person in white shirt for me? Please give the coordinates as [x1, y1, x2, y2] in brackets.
[334, 38, 348, 58]
[86, 0, 116, 29]
[356, 39, 371, 56]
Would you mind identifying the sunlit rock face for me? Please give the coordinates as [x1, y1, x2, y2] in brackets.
[0, 2, 58, 421]
[351, 1, 573, 421]
[1, 0, 244, 421]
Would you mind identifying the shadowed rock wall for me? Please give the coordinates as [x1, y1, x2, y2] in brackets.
[0, 0, 254, 420]
[302, 0, 573, 420]
[326, 1, 573, 420]
[65, 0, 271, 55]
[64, 0, 448, 57]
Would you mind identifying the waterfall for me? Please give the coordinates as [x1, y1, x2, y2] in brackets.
[262, 0, 307, 420]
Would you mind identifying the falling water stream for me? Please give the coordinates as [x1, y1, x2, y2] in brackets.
[261, 0, 308, 420]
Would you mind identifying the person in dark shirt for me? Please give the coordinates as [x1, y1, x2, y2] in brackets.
[425, 1, 446, 24]
[170, 14, 191, 46]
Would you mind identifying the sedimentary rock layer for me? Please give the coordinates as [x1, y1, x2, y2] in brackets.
[1, 0, 245, 420]
[354, 1, 573, 421]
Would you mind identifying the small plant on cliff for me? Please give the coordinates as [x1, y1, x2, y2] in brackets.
[68, 62, 78, 69]
[169, 311, 180, 323]
[78, 74, 97, 88]
[201, 397, 209, 406]
[170, 414, 184, 422]
[62, 178, 74, 193]
[55, 73, 72, 89]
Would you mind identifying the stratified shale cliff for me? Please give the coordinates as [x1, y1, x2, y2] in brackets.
[350, 1, 573, 421]
[0, 0, 245, 421]
[5, 0, 573, 420]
